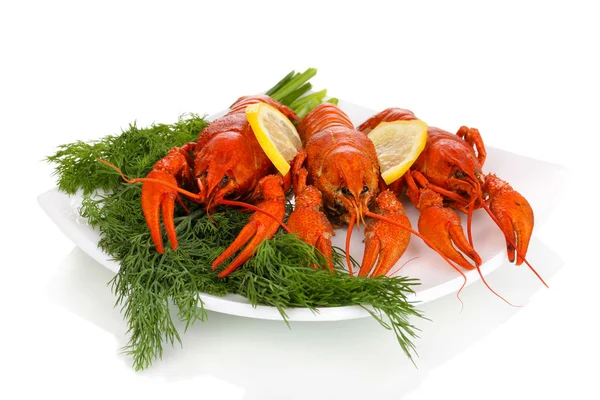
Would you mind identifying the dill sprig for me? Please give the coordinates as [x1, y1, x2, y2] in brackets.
[46, 70, 425, 370]
[80, 185, 422, 369]
[227, 235, 423, 359]
[46, 114, 209, 195]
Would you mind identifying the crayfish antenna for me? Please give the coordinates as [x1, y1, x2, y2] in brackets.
[387, 256, 420, 277]
[96, 158, 202, 200]
[476, 267, 522, 308]
[204, 207, 217, 225]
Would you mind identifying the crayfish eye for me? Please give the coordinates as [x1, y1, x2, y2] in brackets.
[341, 187, 351, 196]
[362, 185, 369, 194]
[220, 175, 229, 186]
[454, 171, 467, 179]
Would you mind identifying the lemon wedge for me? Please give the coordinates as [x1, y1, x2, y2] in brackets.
[368, 120, 428, 185]
[246, 102, 302, 176]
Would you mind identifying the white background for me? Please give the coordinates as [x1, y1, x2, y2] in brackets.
[2, 1, 599, 399]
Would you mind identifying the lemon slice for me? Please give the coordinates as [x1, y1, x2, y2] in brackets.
[246, 102, 302, 176]
[368, 120, 428, 185]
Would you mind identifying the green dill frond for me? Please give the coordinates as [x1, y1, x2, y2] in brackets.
[46, 114, 209, 195]
[81, 184, 423, 368]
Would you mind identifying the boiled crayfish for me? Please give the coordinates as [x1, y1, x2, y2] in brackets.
[101, 95, 296, 278]
[288, 103, 464, 278]
[358, 108, 548, 290]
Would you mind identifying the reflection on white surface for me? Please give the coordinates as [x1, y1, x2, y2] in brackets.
[46, 238, 562, 399]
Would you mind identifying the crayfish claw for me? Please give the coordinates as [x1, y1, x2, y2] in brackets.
[141, 170, 182, 253]
[359, 191, 411, 277]
[417, 189, 481, 270]
[447, 224, 482, 268]
[287, 174, 335, 271]
[137, 145, 195, 254]
[213, 175, 286, 278]
[212, 221, 262, 277]
[360, 227, 411, 277]
[359, 233, 381, 277]
[484, 174, 534, 266]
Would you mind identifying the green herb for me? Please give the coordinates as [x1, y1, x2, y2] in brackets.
[78, 184, 422, 369]
[268, 68, 317, 102]
[280, 82, 312, 106]
[46, 70, 425, 370]
[265, 70, 296, 97]
[227, 238, 423, 360]
[268, 68, 335, 117]
[46, 114, 209, 195]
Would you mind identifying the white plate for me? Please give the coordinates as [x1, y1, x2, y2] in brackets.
[38, 100, 566, 321]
